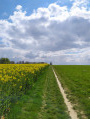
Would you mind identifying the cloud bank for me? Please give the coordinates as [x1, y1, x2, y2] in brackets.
[0, 0, 90, 64]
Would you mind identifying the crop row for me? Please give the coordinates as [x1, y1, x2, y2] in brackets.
[53, 65, 90, 118]
[0, 64, 49, 116]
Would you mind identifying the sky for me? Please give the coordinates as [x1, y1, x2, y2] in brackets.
[0, 0, 90, 64]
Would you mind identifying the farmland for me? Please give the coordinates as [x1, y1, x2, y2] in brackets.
[0, 64, 49, 117]
[0, 64, 70, 119]
[53, 65, 90, 119]
[0, 64, 90, 119]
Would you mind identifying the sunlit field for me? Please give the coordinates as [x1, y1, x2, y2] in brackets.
[0, 64, 90, 119]
[54, 65, 90, 118]
[0, 64, 48, 116]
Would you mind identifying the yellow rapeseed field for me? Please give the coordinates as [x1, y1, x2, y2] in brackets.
[0, 64, 48, 116]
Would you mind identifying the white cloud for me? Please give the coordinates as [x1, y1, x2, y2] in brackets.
[16, 5, 22, 11]
[0, 0, 90, 64]
[70, 0, 90, 19]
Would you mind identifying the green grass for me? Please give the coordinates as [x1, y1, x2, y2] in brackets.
[5, 66, 70, 119]
[53, 65, 90, 119]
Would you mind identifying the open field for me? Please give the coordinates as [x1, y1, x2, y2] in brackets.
[0, 65, 70, 119]
[0, 64, 90, 119]
[53, 65, 90, 119]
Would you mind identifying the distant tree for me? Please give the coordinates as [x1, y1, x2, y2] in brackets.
[25, 61, 30, 64]
[10, 61, 15, 64]
[16, 61, 24, 64]
[21, 61, 24, 64]
[0, 58, 10, 64]
[18, 61, 22, 64]
[50, 62, 52, 65]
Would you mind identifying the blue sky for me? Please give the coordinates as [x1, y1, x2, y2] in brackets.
[0, 0, 73, 19]
[0, 0, 90, 64]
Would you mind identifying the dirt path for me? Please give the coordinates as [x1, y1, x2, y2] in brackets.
[53, 69, 78, 119]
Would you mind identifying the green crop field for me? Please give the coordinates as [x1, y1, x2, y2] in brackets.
[53, 65, 90, 119]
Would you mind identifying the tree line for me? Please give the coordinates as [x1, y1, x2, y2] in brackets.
[0, 58, 46, 64]
[0, 58, 11, 64]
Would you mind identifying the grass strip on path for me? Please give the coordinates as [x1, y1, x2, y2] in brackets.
[38, 66, 70, 119]
[6, 66, 70, 119]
